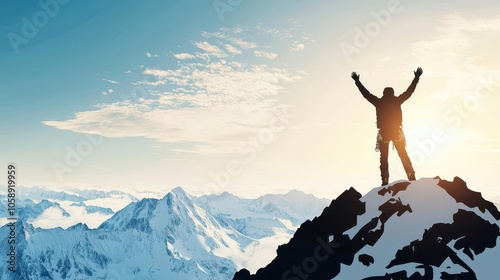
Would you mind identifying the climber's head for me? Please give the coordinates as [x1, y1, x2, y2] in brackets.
[383, 87, 395, 97]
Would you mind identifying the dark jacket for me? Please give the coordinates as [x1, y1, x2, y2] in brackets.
[355, 77, 419, 131]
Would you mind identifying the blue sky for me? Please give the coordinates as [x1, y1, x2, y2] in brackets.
[1, 0, 500, 200]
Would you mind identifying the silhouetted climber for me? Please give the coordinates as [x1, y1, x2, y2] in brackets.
[352, 67, 423, 186]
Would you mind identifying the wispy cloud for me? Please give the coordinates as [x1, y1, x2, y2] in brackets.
[102, 78, 119, 84]
[174, 53, 195, 60]
[228, 38, 257, 49]
[44, 25, 307, 154]
[290, 36, 314, 52]
[224, 44, 242, 54]
[290, 42, 305, 52]
[195, 41, 228, 58]
[145, 52, 159, 58]
[29, 202, 112, 229]
[253, 50, 278, 60]
[100, 89, 114, 95]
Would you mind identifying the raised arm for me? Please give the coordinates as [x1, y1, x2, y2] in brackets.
[398, 67, 423, 102]
[352, 72, 378, 105]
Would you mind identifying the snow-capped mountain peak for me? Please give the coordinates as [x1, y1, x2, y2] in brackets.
[2, 186, 252, 279]
[234, 177, 500, 280]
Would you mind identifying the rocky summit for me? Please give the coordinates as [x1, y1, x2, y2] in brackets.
[234, 177, 500, 280]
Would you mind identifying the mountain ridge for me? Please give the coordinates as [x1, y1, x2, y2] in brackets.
[0, 184, 328, 279]
[2, 177, 498, 279]
[234, 176, 500, 280]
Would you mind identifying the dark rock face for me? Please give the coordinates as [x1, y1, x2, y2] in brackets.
[436, 176, 500, 220]
[233, 186, 417, 280]
[378, 181, 411, 196]
[379, 209, 499, 280]
[234, 187, 365, 280]
[233, 177, 500, 280]
[359, 254, 374, 267]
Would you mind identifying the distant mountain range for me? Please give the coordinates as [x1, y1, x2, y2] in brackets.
[0, 187, 139, 229]
[2, 185, 140, 205]
[0, 186, 329, 279]
[1, 178, 498, 279]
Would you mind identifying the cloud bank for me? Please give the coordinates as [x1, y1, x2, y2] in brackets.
[43, 25, 309, 154]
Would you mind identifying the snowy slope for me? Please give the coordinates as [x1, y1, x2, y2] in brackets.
[194, 190, 330, 272]
[234, 177, 500, 280]
[195, 190, 329, 239]
[342, 177, 500, 279]
[0, 187, 249, 279]
[0, 186, 327, 279]
[5, 177, 495, 280]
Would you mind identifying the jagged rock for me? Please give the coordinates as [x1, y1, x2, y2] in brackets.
[234, 177, 500, 279]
